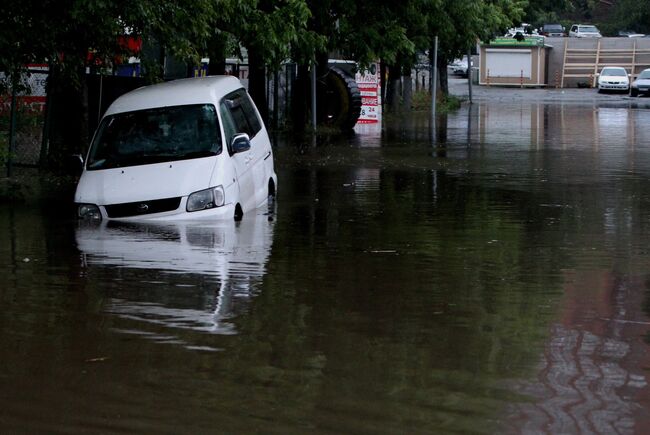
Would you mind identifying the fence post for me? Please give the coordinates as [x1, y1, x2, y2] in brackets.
[555, 70, 560, 89]
[7, 76, 18, 178]
[487, 69, 490, 87]
[520, 70, 524, 88]
[39, 67, 52, 168]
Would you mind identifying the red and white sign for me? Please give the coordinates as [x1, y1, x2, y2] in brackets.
[0, 64, 48, 112]
[355, 63, 381, 124]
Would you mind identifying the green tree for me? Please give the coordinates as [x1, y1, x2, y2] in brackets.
[212, 0, 314, 123]
[424, 0, 526, 98]
[611, 0, 650, 34]
[0, 0, 217, 167]
[522, 0, 572, 28]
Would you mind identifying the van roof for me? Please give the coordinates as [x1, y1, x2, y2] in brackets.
[105, 76, 243, 116]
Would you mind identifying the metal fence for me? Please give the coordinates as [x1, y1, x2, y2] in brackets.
[2, 64, 296, 177]
[1, 94, 46, 176]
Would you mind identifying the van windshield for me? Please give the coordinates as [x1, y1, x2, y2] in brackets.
[87, 104, 221, 170]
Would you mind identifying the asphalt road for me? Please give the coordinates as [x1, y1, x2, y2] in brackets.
[448, 76, 650, 107]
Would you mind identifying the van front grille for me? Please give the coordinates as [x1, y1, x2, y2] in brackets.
[105, 197, 182, 218]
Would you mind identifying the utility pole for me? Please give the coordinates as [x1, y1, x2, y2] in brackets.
[311, 59, 317, 131]
[467, 47, 473, 104]
[431, 36, 438, 138]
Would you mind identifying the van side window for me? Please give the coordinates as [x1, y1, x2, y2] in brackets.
[219, 102, 238, 152]
[221, 90, 262, 140]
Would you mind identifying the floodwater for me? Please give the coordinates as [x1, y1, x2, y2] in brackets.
[3, 102, 650, 434]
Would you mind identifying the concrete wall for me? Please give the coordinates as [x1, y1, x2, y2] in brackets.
[545, 37, 650, 88]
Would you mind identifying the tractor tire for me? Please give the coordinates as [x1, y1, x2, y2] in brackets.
[319, 67, 362, 130]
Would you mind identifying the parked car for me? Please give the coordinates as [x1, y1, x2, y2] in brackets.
[597, 66, 630, 93]
[541, 24, 565, 37]
[448, 56, 472, 77]
[618, 30, 645, 38]
[75, 76, 278, 222]
[630, 68, 650, 97]
[569, 24, 602, 38]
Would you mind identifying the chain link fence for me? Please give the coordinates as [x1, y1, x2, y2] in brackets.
[1, 67, 48, 176]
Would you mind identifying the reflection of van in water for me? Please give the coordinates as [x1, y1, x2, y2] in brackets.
[75, 213, 275, 337]
[75, 76, 277, 221]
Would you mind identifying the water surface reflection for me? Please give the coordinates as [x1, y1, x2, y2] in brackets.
[3, 101, 650, 433]
[76, 213, 275, 344]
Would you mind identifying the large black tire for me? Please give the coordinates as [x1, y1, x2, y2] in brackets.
[318, 67, 362, 130]
[631, 88, 639, 97]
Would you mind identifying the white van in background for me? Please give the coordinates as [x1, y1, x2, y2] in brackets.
[75, 76, 277, 221]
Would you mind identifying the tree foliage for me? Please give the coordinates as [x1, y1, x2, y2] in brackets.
[1, 0, 529, 145]
[611, 0, 650, 34]
[1, 0, 529, 92]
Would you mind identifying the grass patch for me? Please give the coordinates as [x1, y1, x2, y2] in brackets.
[412, 90, 463, 113]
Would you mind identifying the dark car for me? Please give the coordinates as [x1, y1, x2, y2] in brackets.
[631, 68, 650, 97]
[541, 24, 565, 37]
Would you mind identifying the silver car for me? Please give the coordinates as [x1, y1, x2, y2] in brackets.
[569, 24, 602, 38]
[631, 69, 650, 97]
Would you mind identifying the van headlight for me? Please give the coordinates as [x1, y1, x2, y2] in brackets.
[78, 203, 102, 220]
[186, 186, 225, 212]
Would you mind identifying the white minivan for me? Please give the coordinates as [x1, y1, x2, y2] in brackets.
[75, 76, 277, 221]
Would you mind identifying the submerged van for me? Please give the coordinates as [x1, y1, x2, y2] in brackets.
[75, 76, 277, 221]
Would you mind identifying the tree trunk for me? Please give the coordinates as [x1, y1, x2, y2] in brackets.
[315, 51, 330, 126]
[206, 33, 228, 76]
[46, 62, 89, 171]
[385, 64, 402, 112]
[291, 62, 310, 136]
[247, 46, 268, 123]
[437, 53, 449, 96]
[402, 67, 413, 111]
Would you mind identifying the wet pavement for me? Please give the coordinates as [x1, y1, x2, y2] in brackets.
[3, 92, 650, 434]
[450, 76, 650, 107]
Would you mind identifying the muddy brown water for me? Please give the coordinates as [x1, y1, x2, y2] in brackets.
[3, 102, 650, 434]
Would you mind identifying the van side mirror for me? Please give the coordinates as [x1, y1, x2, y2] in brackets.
[231, 133, 251, 154]
[67, 154, 84, 176]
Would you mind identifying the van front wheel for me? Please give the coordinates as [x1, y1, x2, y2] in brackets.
[234, 204, 243, 221]
[268, 179, 276, 203]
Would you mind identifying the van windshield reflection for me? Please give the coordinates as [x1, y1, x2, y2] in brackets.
[87, 104, 222, 170]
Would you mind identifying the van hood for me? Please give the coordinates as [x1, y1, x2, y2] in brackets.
[75, 158, 216, 205]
